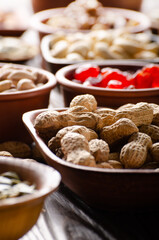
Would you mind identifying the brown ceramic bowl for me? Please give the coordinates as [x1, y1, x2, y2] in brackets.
[31, 7, 151, 39]
[23, 108, 159, 211]
[0, 63, 56, 143]
[41, 33, 159, 73]
[0, 10, 28, 37]
[55, 60, 159, 108]
[0, 37, 39, 63]
[0, 156, 61, 240]
[31, 0, 142, 12]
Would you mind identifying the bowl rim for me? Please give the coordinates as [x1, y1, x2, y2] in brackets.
[23, 108, 159, 175]
[41, 33, 159, 66]
[0, 62, 57, 100]
[31, 7, 151, 34]
[55, 61, 159, 96]
[0, 157, 61, 208]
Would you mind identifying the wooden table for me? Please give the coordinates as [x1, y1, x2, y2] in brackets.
[21, 182, 159, 240]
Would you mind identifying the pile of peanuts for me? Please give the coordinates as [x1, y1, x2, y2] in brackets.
[0, 64, 47, 93]
[49, 30, 159, 61]
[34, 94, 159, 170]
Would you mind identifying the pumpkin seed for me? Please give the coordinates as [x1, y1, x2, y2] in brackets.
[0, 171, 36, 200]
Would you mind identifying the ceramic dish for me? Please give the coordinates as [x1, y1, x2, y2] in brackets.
[23, 108, 159, 211]
[55, 60, 159, 108]
[148, 8, 159, 34]
[31, 7, 151, 39]
[0, 37, 39, 63]
[0, 156, 61, 240]
[41, 32, 159, 73]
[0, 10, 28, 36]
[0, 63, 56, 143]
[31, 0, 142, 12]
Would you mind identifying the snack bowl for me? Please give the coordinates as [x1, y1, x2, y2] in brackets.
[41, 31, 159, 73]
[0, 37, 39, 63]
[0, 10, 28, 37]
[31, 0, 142, 13]
[55, 60, 159, 108]
[0, 156, 61, 240]
[23, 107, 159, 211]
[31, 7, 151, 39]
[0, 63, 56, 143]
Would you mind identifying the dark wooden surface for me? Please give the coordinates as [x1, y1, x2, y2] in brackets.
[21, 182, 159, 240]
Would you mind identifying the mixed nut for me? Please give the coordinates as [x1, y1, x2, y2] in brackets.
[34, 94, 159, 170]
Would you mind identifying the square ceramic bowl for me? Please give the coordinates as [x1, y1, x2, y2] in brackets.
[0, 157, 61, 240]
[55, 60, 159, 108]
[23, 107, 159, 211]
[41, 31, 159, 73]
[0, 63, 56, 143]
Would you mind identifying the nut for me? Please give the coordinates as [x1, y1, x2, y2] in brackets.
[100, 118, 138, 145]
[0, 151, 13, 157]
[120, 132, 152, 168]
[139, 124, 159, 143]
[69, 94, 97, 112]
[107, 160, 123, 169]
[0, 141, 31, 158]
[0, 80, 12, 92]
[150, 143, 159, 162]
[17, 79, 36, 90]
[34, 110, 62, 140]
[89, 139, 109, 163]
[149, 103, 159, 126]
[61, 132, 96, 166]
[115, 102, 153, 127]
[48, 125, 98, 153]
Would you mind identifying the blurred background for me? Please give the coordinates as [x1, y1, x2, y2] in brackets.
[0, 0, 159, 14]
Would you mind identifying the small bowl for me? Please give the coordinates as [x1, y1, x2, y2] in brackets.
[31, 0, 142, 12]
[55, 61, 159, 108]
[0, 37, 39, 63]
[0, 10, 28, 37]
[0, 157, 61, 240]
[41, 32, 159, 73]
[0, 63, 56, 143]
[23, 108, 159, 211]
[31, 7, 151, 39]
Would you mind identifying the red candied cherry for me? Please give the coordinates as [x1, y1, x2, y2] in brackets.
[74, 64, 100, 83]
[107, 80, 123, 89]
[99, 68, 130, 88]
[132, 64, 159, 89]
[143, 65, 159, 88]
[133, 70, 152, 89]
[152, 78, 159, 88]
[142, 64, 159, 77]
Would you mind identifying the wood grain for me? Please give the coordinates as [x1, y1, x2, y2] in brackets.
[22, 183, 159, 240]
